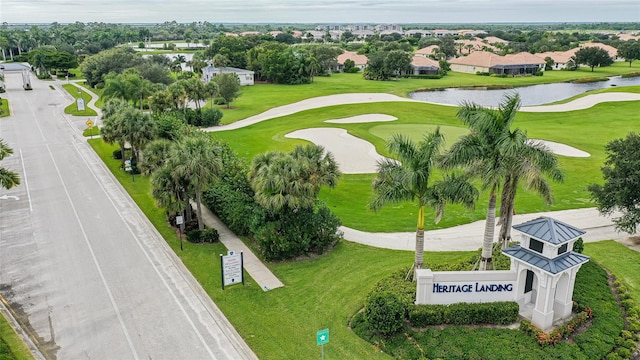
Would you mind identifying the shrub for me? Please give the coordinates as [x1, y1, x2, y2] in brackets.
[573, 237, 584, 253]
[621, 339, 636, 350]
[112, 149, 123, 159]
[535, 70, 544, 76]
[213, 97, 227, 105]
[409, 301, 519, 327]
[476, 71, 491, 76]
[616, 347, 631, 358]
[402, 74, 443, 80]
[186, 229, 201, 243]
[364, 292, 406, 336]
[605, 353, 623, 360]
[200, 228, 220, 243]
[199, 107, 223, 126]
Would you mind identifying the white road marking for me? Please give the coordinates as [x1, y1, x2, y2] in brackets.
[19, 149, 33, 212]
[44, 144, 140, 360]
[25, 96, 46, 142]
[71, 140, 218, 359]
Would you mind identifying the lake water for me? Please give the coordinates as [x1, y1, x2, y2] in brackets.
[409, 76, 640, 107]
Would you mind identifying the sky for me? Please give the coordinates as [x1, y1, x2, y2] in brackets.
[0, 0, 639, 24]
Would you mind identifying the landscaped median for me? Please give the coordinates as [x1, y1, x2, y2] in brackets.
[0, 311, 34, 360]
[61, 84, 97, 116]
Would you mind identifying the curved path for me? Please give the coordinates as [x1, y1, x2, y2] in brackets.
[520, 92, 640, 112]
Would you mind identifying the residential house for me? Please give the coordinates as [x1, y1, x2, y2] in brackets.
[202, 66, 254, 86]
[302, 30, 327, 42]
[240, 31, 261, 36]
[449, 51, 545, 75]
[534, 51, 575, 70]
[415, 45, 441, 58]
[411, 55, 440, 75]
[566, 42, 621, 61]
[433, 29, 458, 37]
[454, 38, 498, 55]
[223, 32, 239, 37]
[269, 31, 283, 37]
[292, 30, 303, 38]
[617, 33, 640, 41]
[484, 36, 509, 45]
[405, 29, 432, 38]
[351, 30, 375, 39]
[459, 29, 488, 37]
[336, 51, 368, 72]
[328, 30, 343, 41]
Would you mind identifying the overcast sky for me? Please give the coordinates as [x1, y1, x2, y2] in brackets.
[1, 0, 639, 24]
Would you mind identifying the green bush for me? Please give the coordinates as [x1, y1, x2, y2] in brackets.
[200, 228, 220, 243]
[476, 71, 491, 76]
[606, 353, 623, 360]
[213, 97, 227, 105]
[112, 149, 123, 159]
[402, 74, 443, 80]
[199, 107, 223, 126]
[616, 347, 631, 358]
[364, 292, 406, 336]
[573, 237, 584, 253]
[621, 339, 636, 350]
[186, 229, 201, 243]
[409, 301, 519, 327]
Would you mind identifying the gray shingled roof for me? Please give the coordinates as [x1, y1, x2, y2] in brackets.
[502, 245, 589, 274]
[512, 217, 585, 245]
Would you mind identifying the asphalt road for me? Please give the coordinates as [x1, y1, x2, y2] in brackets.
[0, 72, 257, 360]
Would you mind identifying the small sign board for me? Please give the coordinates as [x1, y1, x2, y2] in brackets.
[175, 215, 184, 225]
[317, 328, 329, 346]
[77, 98, 85, 111]
[220, 251, 244, 289]
[85, 119, 94, 128]
[124, 159, 132, 172]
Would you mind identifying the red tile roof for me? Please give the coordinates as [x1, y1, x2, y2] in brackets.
[337, 51, 368, 66]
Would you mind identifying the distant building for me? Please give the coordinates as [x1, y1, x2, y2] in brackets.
[375, 24, 403, 33]
[449, 51, 545, 75]
[316, 24, 344, 31]
[336, 51, 368, 72]
[415, 45, 441, 58]
[411, 55, 440, 75]
[202, 66, 254, 86]
[346, 24, 373, 31]
[240, 31, 261, 36]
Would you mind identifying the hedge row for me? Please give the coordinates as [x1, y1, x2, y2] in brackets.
[408, 301, 519, 326]
[605, 278, 640, 360]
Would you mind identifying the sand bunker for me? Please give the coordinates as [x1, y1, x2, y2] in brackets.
[325, 114, 397, 124]
[285, 128, 389, 174]
[530, 139, 590, 158]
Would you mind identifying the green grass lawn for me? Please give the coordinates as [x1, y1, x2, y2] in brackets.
[0, 312, 34, 360]
[82, 126, 100, 137]
[0, 99, 10, 118]
[585, 240, 640, 302]
[61, 84, 98, 116]
[77, 83, 104, 109]
[216, 62, 640, 124]
[211, 90, 640, 232]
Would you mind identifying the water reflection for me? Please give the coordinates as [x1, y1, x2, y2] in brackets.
[409, 76, 640, 107]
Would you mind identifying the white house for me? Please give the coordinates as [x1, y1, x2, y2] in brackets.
[202, 66, 254, 86]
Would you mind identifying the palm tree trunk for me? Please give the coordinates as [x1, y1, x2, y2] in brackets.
[499, 177, 518, 249]
[184, 195, 192, 222]
[415, 205, 425, 271]
[480, 188, 497, 271]
[195, 185, 204, 231]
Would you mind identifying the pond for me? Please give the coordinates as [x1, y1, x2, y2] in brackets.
[409, 75, 640, 107]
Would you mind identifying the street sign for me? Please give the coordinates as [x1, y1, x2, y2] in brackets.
[220, 251, 244, 289]
[317, 328, 329, 346]
[77, 98, 85, 111]
[176, 215, 184, 225]
[86, 119, 94, 128]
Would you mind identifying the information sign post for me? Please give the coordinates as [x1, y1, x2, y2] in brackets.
[220, 251, 244, 290]
[317, 328, 329, 360]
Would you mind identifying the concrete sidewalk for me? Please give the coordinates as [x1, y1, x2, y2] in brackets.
[199, 204, 285, 291]
[341, 207, 632, 252]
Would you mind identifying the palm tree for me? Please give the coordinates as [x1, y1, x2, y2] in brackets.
[0, 139, 20, 190]
[441, 93, 523, 270]
[170, 135, 222, 230]
[103, 73, 131, 103]
[371, 129, 477, 275]
[101, 99, 130, 169]
[496, 138, 564, 248]
[120, 107, 155, 162]
[139, 139, 172, 176]
[151, 163, 186, 218]
[248, 144, 340, 213]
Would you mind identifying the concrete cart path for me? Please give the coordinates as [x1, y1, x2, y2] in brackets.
[199, 204, 285, 291]
[341, 207, 631, 252]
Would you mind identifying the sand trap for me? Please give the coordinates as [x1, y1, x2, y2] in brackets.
[325, 114, 397, 124]
[285, 128, 389, 174]
[530, 139, 590, 158]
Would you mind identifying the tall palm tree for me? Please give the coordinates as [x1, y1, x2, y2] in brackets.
[171, 135, 222, 230]
[120, 107, 155, 162]
[441, 93, 522, 270]
[497, 138, 564, 248]
[101, 99, 130, 169]
[0, 139, 20, 190]
[371, 129, 477, 275]
[139, 139, 172, 176]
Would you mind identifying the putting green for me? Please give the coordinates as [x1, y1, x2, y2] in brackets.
[369, 124, 469, 149]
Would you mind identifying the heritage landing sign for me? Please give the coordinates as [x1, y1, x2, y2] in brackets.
[415, 269, 517, 305]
